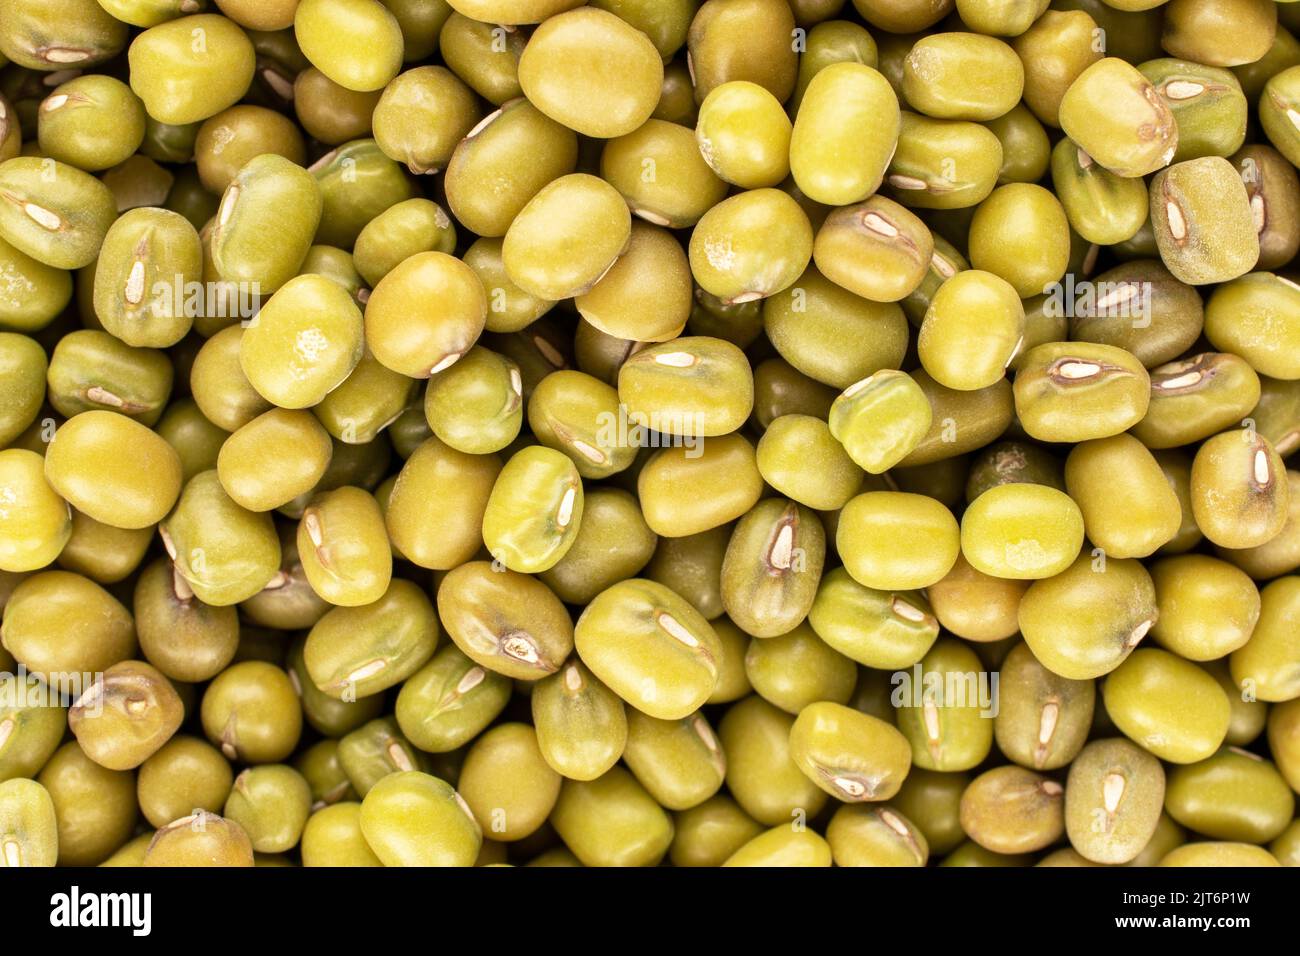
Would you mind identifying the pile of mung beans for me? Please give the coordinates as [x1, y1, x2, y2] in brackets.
[1, 0, 1299, 868]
